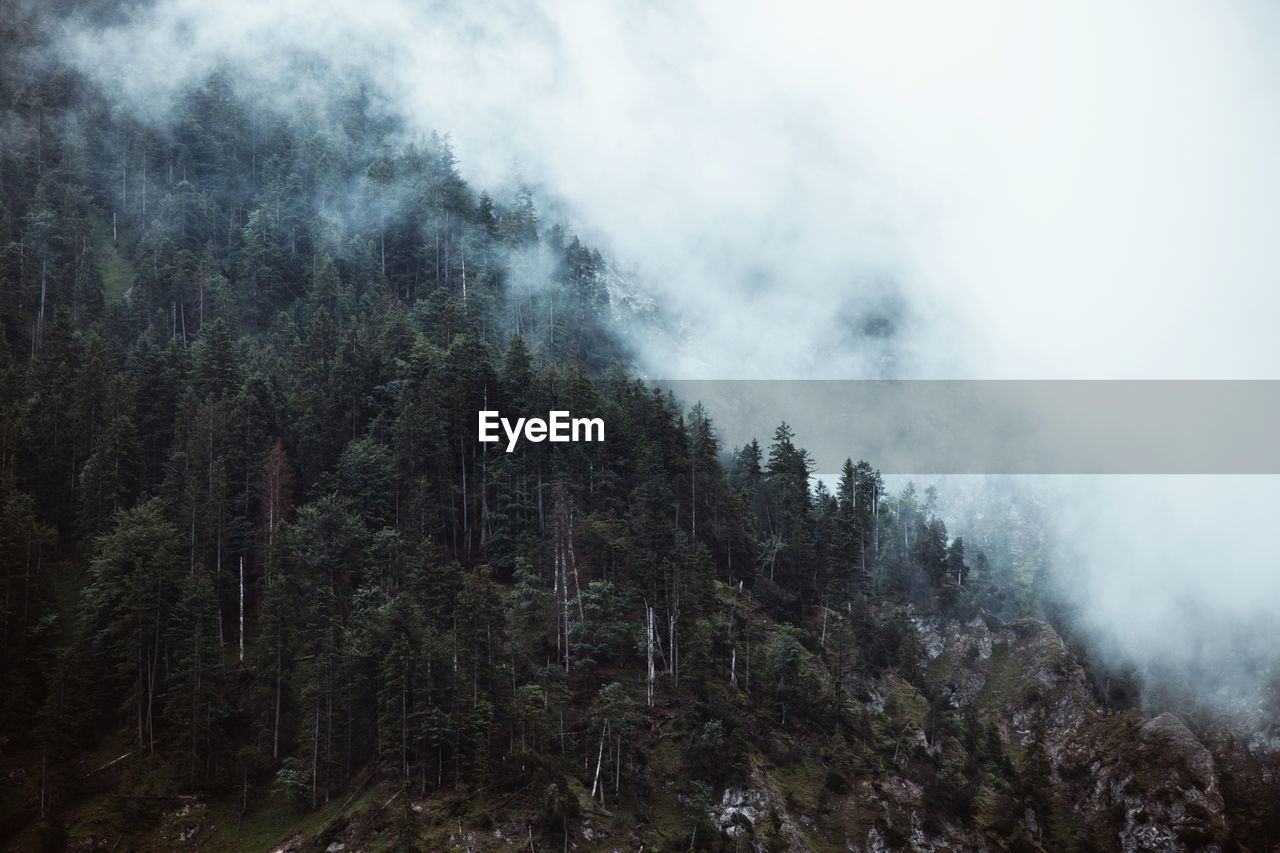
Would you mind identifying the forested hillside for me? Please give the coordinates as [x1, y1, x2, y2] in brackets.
[2, 8, 1278, 852]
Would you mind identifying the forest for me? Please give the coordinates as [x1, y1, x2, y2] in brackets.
[2, 4, 1279, 851]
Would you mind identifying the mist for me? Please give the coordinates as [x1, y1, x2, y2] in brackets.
[47, 0, 1280, 716]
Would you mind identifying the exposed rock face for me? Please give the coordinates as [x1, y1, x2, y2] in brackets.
[916, 613, 1229, 852]
[706, 762, 808, 851]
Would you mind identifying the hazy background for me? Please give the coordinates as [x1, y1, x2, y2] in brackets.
[46, 0, 1280, 716]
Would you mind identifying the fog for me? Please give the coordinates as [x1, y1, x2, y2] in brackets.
[48, 0, 1280, 716]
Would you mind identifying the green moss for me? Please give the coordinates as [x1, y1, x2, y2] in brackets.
[972, 785, 999, 824]
[92, 212, 136, 303]
[648, 736, 683, 781]
[1087, 712, 1142, 766]
[62, 797, 126, 844]
[926, 653, 955, 686]
[886, 676, 928, 724]
[770, 755, 823, 814]
[178, 779, 387, 852]
[968, 622, 1074, 721]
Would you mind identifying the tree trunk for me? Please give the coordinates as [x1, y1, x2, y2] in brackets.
[590, 720, 608, 804]
[645, 604, 655, 706]
[238, 557, 245, 664]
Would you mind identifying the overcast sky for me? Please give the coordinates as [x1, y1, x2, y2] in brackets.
[54, 0, 1280, 712]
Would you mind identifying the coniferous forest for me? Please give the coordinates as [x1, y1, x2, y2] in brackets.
[2, 4, 1280, 852]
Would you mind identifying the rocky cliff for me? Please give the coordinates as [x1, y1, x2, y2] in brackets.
[911, 614, 1230, 852]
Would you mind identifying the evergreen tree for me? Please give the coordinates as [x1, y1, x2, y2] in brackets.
[81, 499, 183, 750]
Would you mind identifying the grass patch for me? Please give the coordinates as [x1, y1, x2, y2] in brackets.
[770, 753, 824, 814]
[230, 781, 384, 851]
[92, 211, 136, 303]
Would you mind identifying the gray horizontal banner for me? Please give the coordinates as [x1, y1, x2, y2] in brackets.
[651, 380, 1280, 474]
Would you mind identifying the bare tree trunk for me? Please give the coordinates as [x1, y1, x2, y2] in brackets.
[668, 597, 680, 688]
[590, 720, 608, 804]
[563, 559, 571, 673]
[645, 604, 655, 706]
[461, 435, 468, 556]
[35, 260, 46, 351]
[553, 539, 562, 661]
[820, 600, 829, 653]
[564, 497, 585, 621]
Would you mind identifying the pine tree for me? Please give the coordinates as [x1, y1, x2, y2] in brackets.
[81, 499, 183, 750]
[764, 423, 814, 597]
[946, 537, 969, 586]
[166, 568, 224, 784]
[78, 413, 140, 536]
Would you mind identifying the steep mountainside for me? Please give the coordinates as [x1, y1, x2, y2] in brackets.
[15, 599, 1258, 852]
